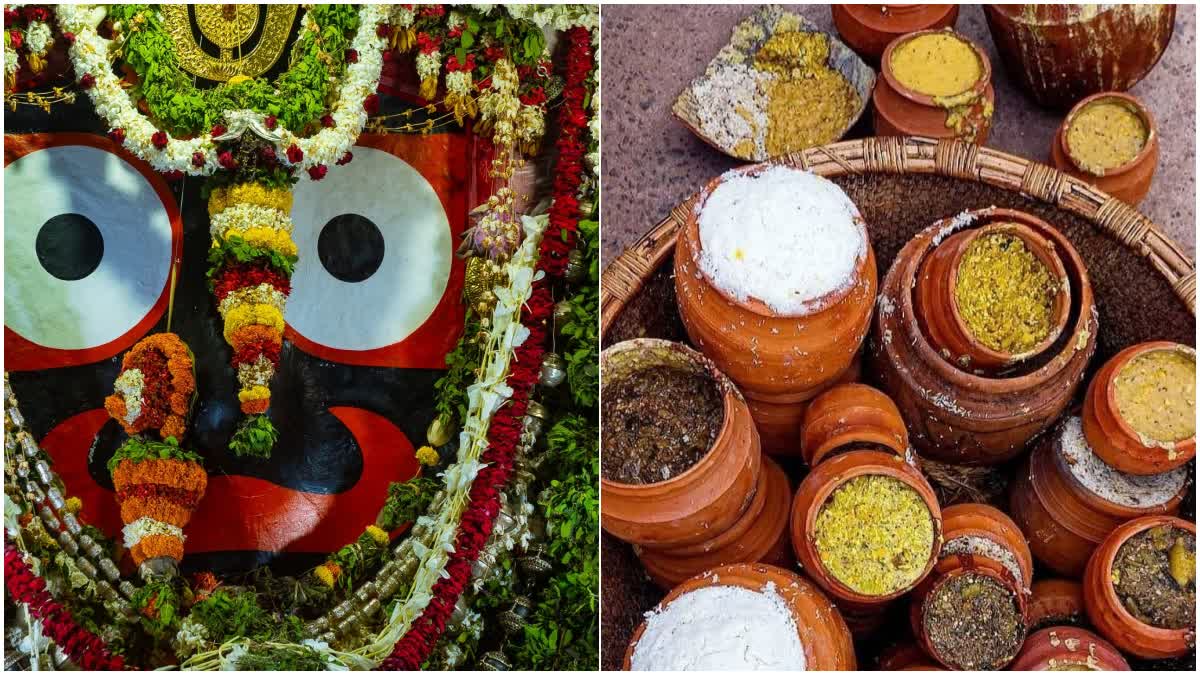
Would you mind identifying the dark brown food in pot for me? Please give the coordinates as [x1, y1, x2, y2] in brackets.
[1112, 526, 1196, 630]
[924, 572, 1025, 670]
[602, 365, 724, 484]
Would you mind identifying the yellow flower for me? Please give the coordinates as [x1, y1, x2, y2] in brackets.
[209, 183, 293, 217]
[415, 445, 440, 466]
[222, 303, 284, 342]
[64, 497, 83, 514]
[365, 524, 389, 546]
[313, 564, 335, 588]
[217, 226, 298, 258]
[238, 385, 272, 403]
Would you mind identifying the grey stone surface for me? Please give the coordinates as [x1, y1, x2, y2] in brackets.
[600, 4, 1197, 267]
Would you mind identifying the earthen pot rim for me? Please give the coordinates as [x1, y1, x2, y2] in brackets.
[941, 504, 1032, 586]
[939, 527, 1030, 591]
[1099, 341, 1196, 453]
[1013, 626, 1130, 671]
[800, 449, 942, 604]
[599, 338, 745, 493]
[1060, 91, 1159, 179]
[1090, 515, 1196, 640]
[686, 164, 871, 320]
[919, 564, 1028, 669]
[880, 28, 992, 108]
[989, 3, 1131, 27]
[892, 207, 1095, 395]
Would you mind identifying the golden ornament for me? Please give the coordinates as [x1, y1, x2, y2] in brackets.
[463, 256, 504, 314]
[161, 4, 298, 82]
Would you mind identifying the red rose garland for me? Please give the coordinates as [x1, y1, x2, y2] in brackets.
[4, 543, 126, 670]
[380, 26, 594, 671]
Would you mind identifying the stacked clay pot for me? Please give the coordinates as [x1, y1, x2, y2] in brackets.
[1010, 416, 1187, 577]
[675, 165, 877, 455]
[1083, 515, 1196, 660]
[871, 207, 1098, 465]
[623, 563, 857, 670]
[600, 339, 761, 549]
[1028, 578, 1087, 631]
[1050, 92, 1160, 205]
[873, 29, 996, 144]
[800, 383, 909, 467]
[832, 4, 960, 65]
[1011, 626, 1131, 671]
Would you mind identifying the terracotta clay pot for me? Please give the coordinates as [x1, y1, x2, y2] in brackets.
[800, 383, 908, 467]
[832, 5, 960, 65]
[637, 457, 793, 590]
[674, 165, 878, 453]
[747, 355, 862, 457]
[622, 563, 857, 670]
[1010, 419, 1186, 577]
[790, 449, 942, 610]
[600, 339, 762, 549]
[878, 642, 947, 671]
[984, 4, 1176, 110]
[910, 556, 1029, 670]
[940, 502, 1033, 591]
[1028, 579, 1086, 630]
[915, 221, 1071, 373]
[1082, 515, 1196, 659]
[873, 29, 995, 144]
[870, 207, 1098, 465]
[1011, 626, 1131, 671]
[1082, 341, 1196, 475]
[1050, 92, 1160, 206]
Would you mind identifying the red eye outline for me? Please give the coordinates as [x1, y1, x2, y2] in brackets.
[3, 133, 182, 371]
[283, 133, 468, 369]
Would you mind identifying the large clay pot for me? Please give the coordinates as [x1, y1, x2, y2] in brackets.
[800, 382, 908, 467]
[877, 642, 947, 671]
[1050, 92, 1160, 206]
[1010, 419, 1186, 577]
[940, 502, 1033, 591]
[747, 356, 862, 457]
[873, 30, 995, 144]
[984, 4, 1176, 109]
[1028, 579, 1086, 631]
[915, 221, 1071, 373]
[622, 563, 857, 670]
[1010, 626, 1131, 671]
[832, 5, 960, 65]
[1082, 515, 1196, 659]
[790, 449, 942, 610]
[637, 457, 792, 590]
[1081, 341, 1196, 475]
[871, 207, 1098, 465]
[675, 165, 878, 454]
[600, 339, 762, 549]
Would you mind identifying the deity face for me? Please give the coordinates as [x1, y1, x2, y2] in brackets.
[5, 125, 470, 575]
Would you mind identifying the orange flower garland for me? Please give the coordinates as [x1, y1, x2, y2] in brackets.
[103, 333, 196, 441]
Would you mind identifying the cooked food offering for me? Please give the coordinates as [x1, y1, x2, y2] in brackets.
[1111, 525, 1196, 629]
[890, 31, 983, 98]
[1066, 98, 1150, 175]
[922, 572, 1026, 670]
[953, 230, 1059, 355]
[1113, 348, 1196, 444]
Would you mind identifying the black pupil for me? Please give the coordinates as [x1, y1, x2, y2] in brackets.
[36, 213, 104, 281]
[318, 214, 385, 283]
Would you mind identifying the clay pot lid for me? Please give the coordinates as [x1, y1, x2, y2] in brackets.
[1089, 515, 1196, 638]
[942, 221, 1073, 367]
[880, 28, 991, 107]
[688, 164, 872, 319]
[1100, 341, 1196, 453]
[1061, 91, 1158, 178]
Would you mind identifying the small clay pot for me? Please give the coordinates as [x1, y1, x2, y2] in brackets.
[675, 165, 878, 454]
[1050, 92, 1159, 205]
[600, 339, 762, 549]
[790, 449, 942, 610]
[871, 207, 1098, 465]
[1082, 515, 1196, 659]
[1010, 626, 1131, 671]
[940, 502, 1033, 591]
[873, 29, 996, 144]
[800, 383, 908, 467]
[878, 642, 947, 671]
[915, 221, 1071, 373]
[1028, 579, 1087, 631]
[832, 5, 960, 65]
[622, 563, 857, 670]
[637, 457, 793, 590]
[747, 355, 862, 456]
[1010, 420, 1186, 577]
[1081, 341, 1196, 475]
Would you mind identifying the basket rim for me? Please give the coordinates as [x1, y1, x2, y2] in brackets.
[600, 136, 1196, 338]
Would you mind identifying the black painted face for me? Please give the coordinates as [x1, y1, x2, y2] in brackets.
[5, 129, 470, 576]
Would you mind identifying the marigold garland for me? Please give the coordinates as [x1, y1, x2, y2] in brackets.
[208, 183, 294, 217]
[103, 333, 196, 441]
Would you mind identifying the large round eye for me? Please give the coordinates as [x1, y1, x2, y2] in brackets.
[286, 138, 466, 368]
[4, 134, 180, 370]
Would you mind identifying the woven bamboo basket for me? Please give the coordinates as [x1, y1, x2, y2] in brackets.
[600, 136, 1195, 670]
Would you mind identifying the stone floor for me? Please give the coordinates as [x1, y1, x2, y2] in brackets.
[600, 4, 1197, 265]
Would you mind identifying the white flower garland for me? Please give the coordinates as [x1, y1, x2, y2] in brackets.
[55, 4, 389, 177]
[24, 19, 50, 54]
[113, 368, 144, 425]
[122, 516, 183, 548]
[209, 203, 294, 240]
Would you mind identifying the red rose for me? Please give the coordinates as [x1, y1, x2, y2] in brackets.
[416, 32, 440, 55]
[78, 73, 95, 89]
[447, 25, 462, 39]
[259, 146, 277, 163]
[151, 131, 168, 150]
[363, 93, 380, 115]
[519, 87, 546, 107]
[9, 29, 24, 50]
[192, 151, 205, 167]
[376, 24, 391, 38]
[345, 48, 358, 63]
[336, 151, 353, 166]
[22, 6, 49, 22]
[420, 5, 445, 18]
[3, 8, 17, 26]
[62, 31, 75, 44]
[484, 46, 505, 63]
[107, 128, 125, 145]
[286, 144, 303, 163]
[217, 150, 237, 169]
[264, 114, 277, 130]
[307, 164, 328, 180]
[321, 114, 335, 128]
[210, 124, 226, 137]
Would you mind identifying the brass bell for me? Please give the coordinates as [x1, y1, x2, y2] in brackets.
[539, 352, 567, 388]
[564, 247, 586, 283]
[518, 543, 554, 581]
[426, 415, 455, 448]
[478, 651, 511, 671]
[553, 299, 572, 329]
[523, 399, 549, 438]
[497, 595, 534, 636]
